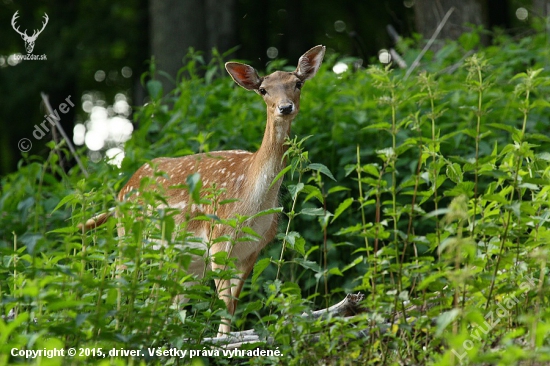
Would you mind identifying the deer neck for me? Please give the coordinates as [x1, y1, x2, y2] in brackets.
[250, 112, 294, 188]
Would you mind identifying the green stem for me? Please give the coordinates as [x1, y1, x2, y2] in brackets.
[276, 174, 301, 281]
[356, 145, 370, 261]
[427, 84, 441, 256]
[473, 66, 483, 247]
[485, 88, 529, 310]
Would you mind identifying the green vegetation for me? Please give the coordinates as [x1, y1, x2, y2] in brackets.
[1, 25, 550, 365]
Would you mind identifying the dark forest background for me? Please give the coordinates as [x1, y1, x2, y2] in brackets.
[0, 0, 548, 176]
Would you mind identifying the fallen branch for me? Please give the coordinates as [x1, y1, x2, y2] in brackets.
[440, 49, 475, 75]
[203, 293, 368, 349]
[302, 292, 365, 320]
[41, 92, 89, 178]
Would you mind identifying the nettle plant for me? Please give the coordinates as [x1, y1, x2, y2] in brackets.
[1, 29, 550, 364]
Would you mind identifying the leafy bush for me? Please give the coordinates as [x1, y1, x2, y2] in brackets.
[1, 25, 550, 365]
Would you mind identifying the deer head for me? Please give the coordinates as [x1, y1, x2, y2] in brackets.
[11, 11, 49, 54]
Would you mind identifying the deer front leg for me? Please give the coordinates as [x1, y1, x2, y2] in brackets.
[213, 276, 233, 337]
[213, 251, 259, 337]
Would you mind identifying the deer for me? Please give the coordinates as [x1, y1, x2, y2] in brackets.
[80, 45, 326, 337]
[11, 11, 49, 54]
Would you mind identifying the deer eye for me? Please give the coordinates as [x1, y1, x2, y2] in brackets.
[258, 88, 267, 95]
[295, 81, 303, 90]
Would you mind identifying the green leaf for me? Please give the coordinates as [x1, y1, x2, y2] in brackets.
[270, 165, 292, 189]
[335, 223, 363, 236]
[178, 310, 187, 325]
[252, 258, 271, 284]
[328, 186, 350, 195]
[205, 66, 218, 84]
[241, 226, 261, 239]
[47, 300, 88, 311]
[531, 99, 550, 109]
[281, 281, 302, 296]
[161, 216, 175, 243]
[294, 258, 322, 272]
[459, 31, 480, 50]
[305, 245, 319, 257]
[186, 173, 202, 202]
[436, 309, 460, 337]
[482, 193, 508, 204]
[446, 163, 462, 184]
[288, 183, 304, 200]
[362, 164, 380, 178]
[308, 163, 336, 181]
[302, 184, 323, 203]
[344, 164, 356, 177]
[363, 122, 392, 130]
[212, 250, 229, 265]
[147, 79, 163, 99]
[285, 231, 305, 256]
[331, 197, 354, 223]
[0, 312, 29, 343]
[342, 256, 363, 272]
[424, 208, 449, 219]
[241, 300, 263, 316]
[48, 227, 77, 234]
[300, 207, 325, 216]
[417, 272, 446, 291]
[52, 194, 77, 214]
[250, 207, 283, 220]
[526, 133, 550, 142]
[487, 123, 515, 134]
[293, 236, 306, 256]
[19, 233, 43, 255]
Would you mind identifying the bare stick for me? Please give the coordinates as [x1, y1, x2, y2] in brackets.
[404, 7, 455, 80]
[49, 115, 64, 172]
[201, 293, 368, 347]
[203, 318, 396, 349]
[302, 292, 365, 320]
[386, 24, 401, 44]
[440, 49, 475, 75]
[41, 92, 89, 178]
[390, 49, 407, 69]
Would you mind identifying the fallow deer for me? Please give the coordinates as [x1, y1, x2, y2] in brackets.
[81, 45, 326, 336]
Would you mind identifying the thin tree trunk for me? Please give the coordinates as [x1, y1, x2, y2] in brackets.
[149, 0, 236, 93]
[533, 0, 550, 17]
[205, 0, 236, 55]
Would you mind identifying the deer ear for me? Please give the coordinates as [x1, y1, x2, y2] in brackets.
[296, 45, 326, 81]
[225, 62, 262, 91]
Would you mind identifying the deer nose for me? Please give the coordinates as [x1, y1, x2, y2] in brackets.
[278, 103, 294, 115]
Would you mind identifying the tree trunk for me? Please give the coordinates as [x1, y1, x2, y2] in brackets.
[533, 0, 550, 17]
[149, 0, 236, 93]
[205, 0, 237, 55]
[413, 0, 488, 42]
